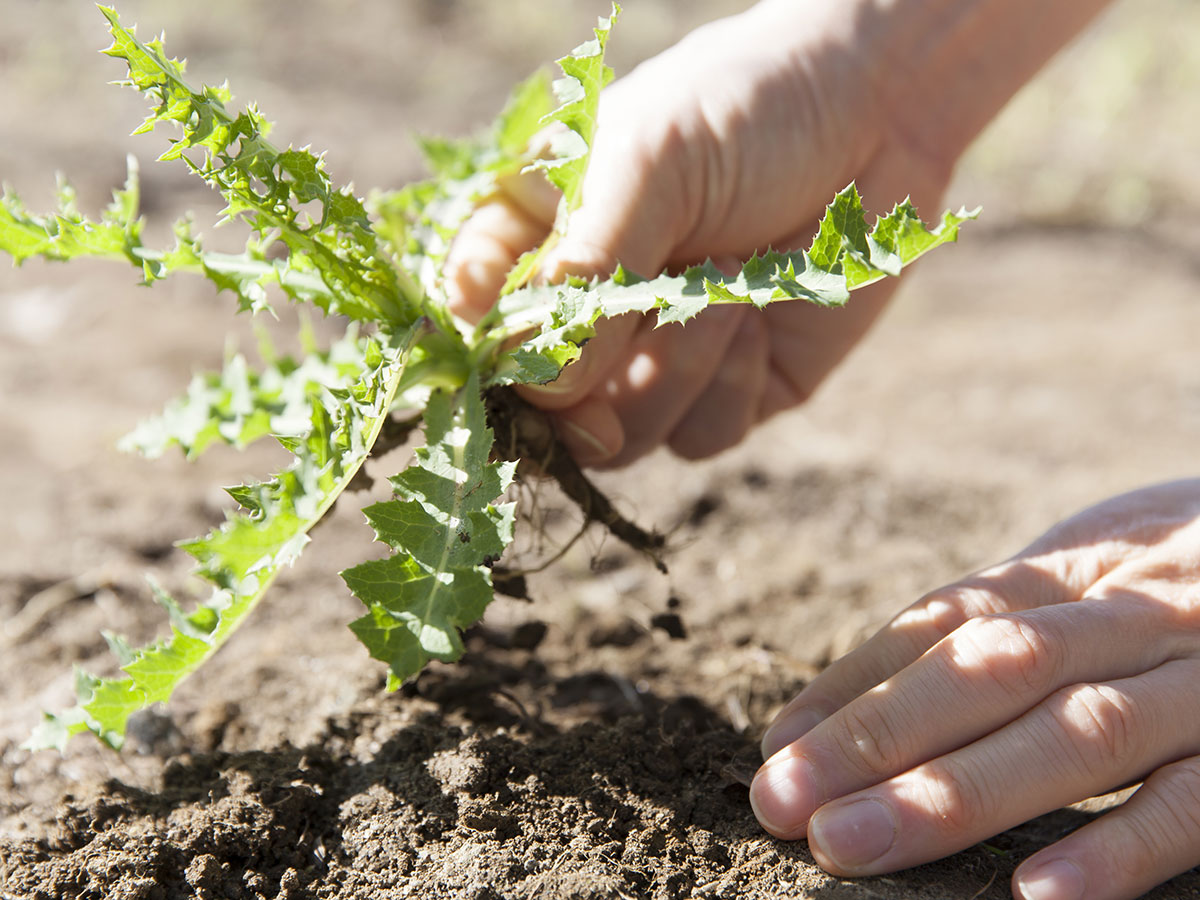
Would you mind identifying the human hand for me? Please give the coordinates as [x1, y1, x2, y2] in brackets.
[752, 480, 1200, 899]
[446, 0, 955, 466]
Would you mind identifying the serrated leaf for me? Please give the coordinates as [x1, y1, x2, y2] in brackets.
[1, 158, 144, 266]
[28, 329, 419, 750]
[488, 186, 977, 387]
[495, 5, 620, 298]
[346, 563, 494, 691]
[94, 7, 421, 324]
[121, 330, 373, 459]
[341, 373, 516, 688]
[535, 4, 619, 218]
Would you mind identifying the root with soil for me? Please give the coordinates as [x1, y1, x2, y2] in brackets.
[485, 387, 668, 572]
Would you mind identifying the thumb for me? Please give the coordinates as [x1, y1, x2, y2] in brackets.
[540, 70, 689, 283]
[444, 169, 559, 322]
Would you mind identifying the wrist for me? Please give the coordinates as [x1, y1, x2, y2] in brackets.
[749, 0, 1116, 170]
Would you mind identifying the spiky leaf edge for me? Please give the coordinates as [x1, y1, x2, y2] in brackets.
[26, 327, 419, 750]
[341, 372, 516, 690]
[485, 185, 978, 386]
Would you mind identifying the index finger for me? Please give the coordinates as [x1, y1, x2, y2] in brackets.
[750, 590, 1174, 841]
[444, 170, 559, 321]
[761, 551, 1105, 759]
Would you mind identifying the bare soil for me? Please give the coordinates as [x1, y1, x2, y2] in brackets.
[3, 2, 1200, 898]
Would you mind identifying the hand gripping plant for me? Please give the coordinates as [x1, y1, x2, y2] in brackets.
[1, 6, 975, 749]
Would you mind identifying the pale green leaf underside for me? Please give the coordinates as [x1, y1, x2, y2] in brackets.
[536, 3, 619, 217]
[497, 3, 620, 297]
[488, 185, 978, 387]
[122, 330, 377, 459]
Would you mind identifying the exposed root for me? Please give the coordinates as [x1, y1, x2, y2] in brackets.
[485, 388, 667, 572]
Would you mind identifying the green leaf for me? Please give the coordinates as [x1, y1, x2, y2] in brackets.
[496, 69, 555, 156]
[488, 185, 977, 386]
[342, 373, 516, 690]
[536, 4, 620, 218]
[0, 159, 346, 319]
[1, 157, 144, 266]
[495, 4, 620, 298]
[27, 329, 420, 750]
[121, 330, 374, 459]
[93, 6, 421, 324]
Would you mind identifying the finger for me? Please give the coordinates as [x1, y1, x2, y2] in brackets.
[807, 659, 1200, 876]
[758, 277, 898, 409]
[666, 308, 770, 459]
[547, 125, 685, 282]
[601, 305, 752, 467]
[759, 361, 806, 421]
[518, 313, 642, 411]
[550, 395, 624, 467]
[445, 193, 552, 321]
[751, 172, 949, 422]
[496, 167, 560, 226]
[760, 553, 1116, 758]
[525, 251, 744, 431]
[1013, 755, 1200, 900]
[753, 594, 1174, 838]
[527, 300, 762, 463]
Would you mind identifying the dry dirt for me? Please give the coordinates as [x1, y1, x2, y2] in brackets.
[3, 2, 1200, 898]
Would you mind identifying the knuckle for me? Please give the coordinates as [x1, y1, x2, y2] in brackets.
[912, 758, 990, 837]
[937, 577, 1012, 618]
[908, 578, 1013, 643]
[1048, 683, 1139, 775]
[921, 593, 974, 637]
[892, 592, 972, 644]
[947, 614, 1060, 697]
[834, 704, 909, 781]
[1145, 758, 1200, 834]
[1166, 579, 1200, 628]
[1104, 759, 1200, 878]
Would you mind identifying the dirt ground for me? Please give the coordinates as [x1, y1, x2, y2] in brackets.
[3, 1, 1200, 898]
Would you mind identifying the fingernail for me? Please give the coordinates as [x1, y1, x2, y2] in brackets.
[809, 798, 896, 872]
[749, 755, 820, 838]
[1015, 859, 1086, 900]
[559, 421, 615, 464]
[761, 707, 825, 759]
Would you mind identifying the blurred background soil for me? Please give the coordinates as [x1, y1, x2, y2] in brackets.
[2, 1, 1200, 897]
